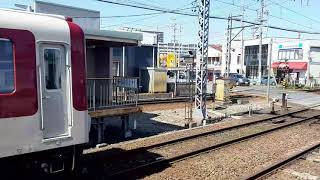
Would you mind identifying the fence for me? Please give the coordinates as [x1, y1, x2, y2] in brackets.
[87, 77, 139, 111]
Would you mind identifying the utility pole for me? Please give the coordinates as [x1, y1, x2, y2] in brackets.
[258, 0, 265, 84]
[267, 38, 273, 103]
[241, 0, 245, 75]
[194, 0, 210, 123]
[225, 14, 232, 77]
[178, 25, 182, 67]
[171, 22, 178, 63]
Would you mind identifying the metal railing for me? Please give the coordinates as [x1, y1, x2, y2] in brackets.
[87, 77, 139, 111]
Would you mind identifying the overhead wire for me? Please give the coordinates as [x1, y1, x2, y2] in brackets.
[73, 12, 163, 19]
[268, 0, 320, 25]
[101, 5, 193, 28]
[214, 0, 317, 31]
[95, 0, 320, 34]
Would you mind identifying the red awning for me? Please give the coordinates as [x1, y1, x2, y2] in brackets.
[271, 62, 307, 70]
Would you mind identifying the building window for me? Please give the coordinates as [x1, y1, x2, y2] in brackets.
[0, 39, 14, 94]
[208, 57, 213, 65]
[44, 48, 62, 90]
[278, 49, 303, 60]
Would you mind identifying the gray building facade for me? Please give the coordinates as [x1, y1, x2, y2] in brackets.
[34, 0, 100, 30]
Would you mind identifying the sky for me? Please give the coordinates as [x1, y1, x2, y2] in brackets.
[0, 0, 320, 44]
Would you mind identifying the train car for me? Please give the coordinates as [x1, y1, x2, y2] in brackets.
[0, 9, 89, 174]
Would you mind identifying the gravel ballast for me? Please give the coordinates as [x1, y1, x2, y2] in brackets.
[143, 121, 320, 180]
[267, 148, 320, 180]
[85, 109, 313, 154]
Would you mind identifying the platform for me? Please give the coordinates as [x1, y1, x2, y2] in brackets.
[89, 106, 142, 118]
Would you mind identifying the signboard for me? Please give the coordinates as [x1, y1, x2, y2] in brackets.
[166, 53, 176, 68]
[158, 53, 167, 67]
[278, 43, 303, 49]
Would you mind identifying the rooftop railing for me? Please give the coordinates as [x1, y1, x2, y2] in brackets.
[87, 77, 139, 111]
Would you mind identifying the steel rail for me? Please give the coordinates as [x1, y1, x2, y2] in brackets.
[92, 106, 318, 161]
[108, 112, 320, 178]
[245, 142, 320, 180]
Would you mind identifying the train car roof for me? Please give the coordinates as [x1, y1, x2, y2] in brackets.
[0, 8, 67, 20]
[0, 8, 72, 45]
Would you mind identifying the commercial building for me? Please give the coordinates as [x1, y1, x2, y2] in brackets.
[223, 37, 320, 85]
[271, 39, 320, 84]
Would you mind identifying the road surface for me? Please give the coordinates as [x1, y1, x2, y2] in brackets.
[234, 86, 320, 107]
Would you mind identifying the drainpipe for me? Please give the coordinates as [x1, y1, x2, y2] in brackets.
[122, 46, 125, 77]
[152, 46, 155, 68]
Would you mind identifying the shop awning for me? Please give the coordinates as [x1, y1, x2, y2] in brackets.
[271, 62, 307, 70]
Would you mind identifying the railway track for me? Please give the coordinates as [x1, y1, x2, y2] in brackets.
[107, 113, 320, 179]
[82, 106, 320, 178]
[245, 142, 320, 180]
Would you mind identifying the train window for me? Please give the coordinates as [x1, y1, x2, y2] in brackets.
[44, 49, 61, 90]
[0, 39, 14, 94]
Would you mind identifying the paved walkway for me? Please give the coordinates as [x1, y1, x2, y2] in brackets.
[233, 86, 320, 107]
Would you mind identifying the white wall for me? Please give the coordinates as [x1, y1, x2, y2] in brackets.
[221, 40, 243, 74]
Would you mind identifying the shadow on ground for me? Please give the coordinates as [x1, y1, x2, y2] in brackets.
[91, 112, 185, 145]
[78, 147, 170, 180]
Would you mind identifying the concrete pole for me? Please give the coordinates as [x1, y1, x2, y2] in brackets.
[267, 38, 273, 103]
[228, 15, 232, 77]
[258, 0, 264, 84]
[178, 25, 182, 67]
[241, 0, 245, 75]
[172, 23, 177, 66]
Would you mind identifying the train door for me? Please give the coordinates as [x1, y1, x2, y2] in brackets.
[40, 44, 71, 139]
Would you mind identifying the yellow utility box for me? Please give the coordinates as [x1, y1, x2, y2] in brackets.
[215, 79, 231, 102]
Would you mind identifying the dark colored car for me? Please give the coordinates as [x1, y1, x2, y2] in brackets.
[229, 73, 250, 86]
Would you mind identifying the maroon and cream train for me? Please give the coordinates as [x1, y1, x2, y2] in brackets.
[0, 8, 89, 172]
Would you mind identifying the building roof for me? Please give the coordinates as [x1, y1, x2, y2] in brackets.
[84, 29, 143, 45]
[210, 44, 222, 52]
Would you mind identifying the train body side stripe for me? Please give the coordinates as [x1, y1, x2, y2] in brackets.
[0, 29, 37, 118]
[67, 22, 87, 111]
